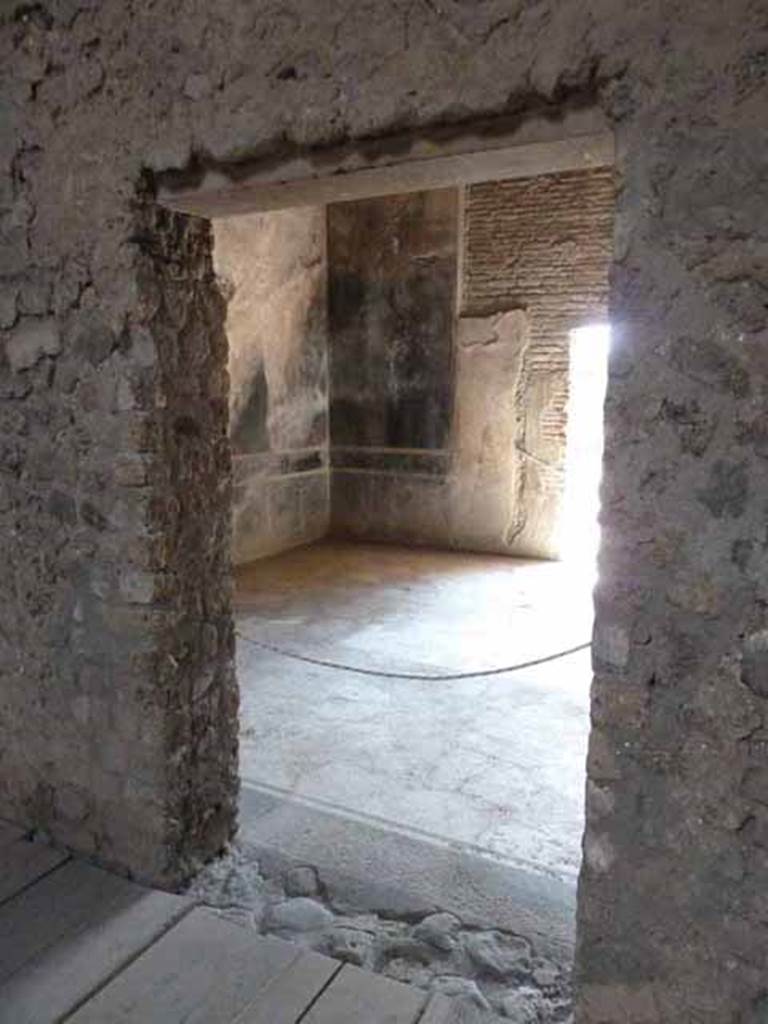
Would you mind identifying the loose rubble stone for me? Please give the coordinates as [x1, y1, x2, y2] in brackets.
[378, 938, 437, 986]
[414, 911, 462, 952]
[325, 926, 374, 967]
[187, 844, 569, 1020]
[380, 938, 434, 966]
[384, 958, 434, 988]
[432, 976, 492, 1011]
[465, 931, 532, 981]
[336, 912, 400, 935]
[500, 986, 545, 1022]
[284, 865, 320, 898]
[326, 876, 437, 921]
[267, 897, 333, 934]
[531, 960, 560, 990]
[186, 845, 266, 913]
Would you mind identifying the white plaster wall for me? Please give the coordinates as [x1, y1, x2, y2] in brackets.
[214, 208, 330, 563]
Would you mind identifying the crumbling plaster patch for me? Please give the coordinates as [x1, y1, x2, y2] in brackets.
[2, 2, 767, 1019]
[449, 311, 529, 553]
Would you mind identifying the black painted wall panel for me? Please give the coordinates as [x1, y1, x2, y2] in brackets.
[327, 189, 458, 451]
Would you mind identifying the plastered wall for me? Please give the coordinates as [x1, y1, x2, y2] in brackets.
[2, 3, 767, 1018]
[213, 208, 329, 564]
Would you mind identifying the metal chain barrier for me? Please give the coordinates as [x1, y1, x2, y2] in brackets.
[235, 630, 591, 681]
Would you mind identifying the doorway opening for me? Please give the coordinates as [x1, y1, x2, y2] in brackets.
[560, 324, 611, 568]
[164, 112, 615, 1017]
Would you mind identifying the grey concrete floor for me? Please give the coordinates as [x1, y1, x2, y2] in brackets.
[234, 542, 593, 953]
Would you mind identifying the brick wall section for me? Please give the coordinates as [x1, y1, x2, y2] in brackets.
[461, 167, 614, 555]
[463, 166, 614, 451]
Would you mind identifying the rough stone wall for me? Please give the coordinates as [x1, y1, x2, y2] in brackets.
[2, 2, 767, 1018]
[449, 311, 529, 553]
[143, 205, 239, 882]
[213, 208, 329, 564]
[463, 167, 614, 557]
[0, 173, 237, 881]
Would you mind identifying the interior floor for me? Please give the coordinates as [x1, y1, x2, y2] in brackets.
[234, 540, 593, 887]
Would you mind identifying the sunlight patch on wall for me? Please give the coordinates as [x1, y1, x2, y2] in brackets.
[560, 323, 611, 568]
